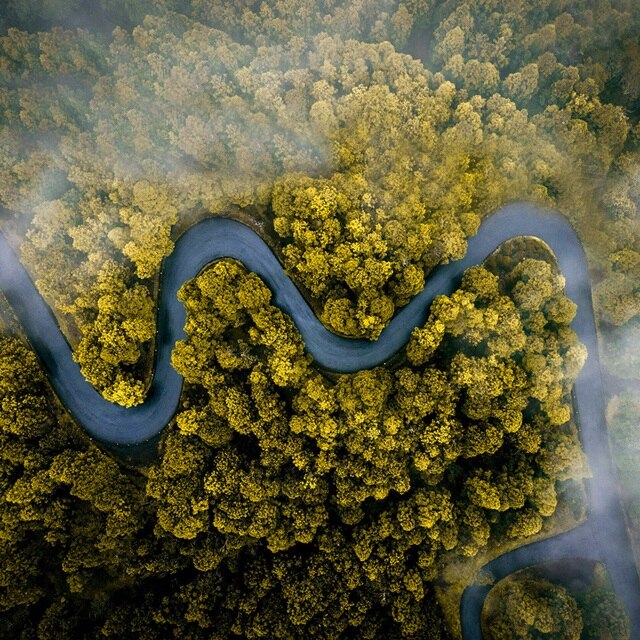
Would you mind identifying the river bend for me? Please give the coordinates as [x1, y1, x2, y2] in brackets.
[0, 201, 638, 637]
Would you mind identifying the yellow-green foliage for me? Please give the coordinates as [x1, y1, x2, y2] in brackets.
[482, 564, 630, 640]
[0, 335, 149, 629]
[0, 335, 53, 439]
[0, 250, 588, 638]
[0, 0, 637, 636]
[483, 575, 584, 639]
[146, 255, 587, 637]
[3, 0, 638, 402]
[2, 0, 638, 402]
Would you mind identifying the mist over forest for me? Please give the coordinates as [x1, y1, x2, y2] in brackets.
[0, 1, 638, 638]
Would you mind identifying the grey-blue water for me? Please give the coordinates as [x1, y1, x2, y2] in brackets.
[1, 201, 638, 637]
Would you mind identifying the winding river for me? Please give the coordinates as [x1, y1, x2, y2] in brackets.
[0, 201, 638, 637]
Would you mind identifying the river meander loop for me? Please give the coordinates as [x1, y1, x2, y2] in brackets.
[1, 201, 638, 637]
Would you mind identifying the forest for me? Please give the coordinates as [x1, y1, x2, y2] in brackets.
[481, 561, 630, 639]
[0, 0, 638, 638]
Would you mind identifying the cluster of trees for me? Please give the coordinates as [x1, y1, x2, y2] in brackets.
[269, 0, 640, 339]
[0, 244, 590, 638]
[485, 575, 584, 639]
[20, 189, 169, 405]
[595, 152, 640, 380]
[481, 562, 630, 639]
[413, 0, 640, 381]
[158, 252, 586, 636]
[1, 0, 638, 397]
[2, 14, 454, 387]
[1, 0, 418, 46]
[270, 70, 524, 339]
[0, 331, 151, 637]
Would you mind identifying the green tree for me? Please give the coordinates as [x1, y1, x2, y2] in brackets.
[483, 576, 583, 640]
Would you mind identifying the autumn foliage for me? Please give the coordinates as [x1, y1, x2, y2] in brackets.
[0, 246, 589, 637]
[0, 0, 638, 637]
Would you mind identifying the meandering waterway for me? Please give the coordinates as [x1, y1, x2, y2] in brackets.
[0, 201, 638, 637]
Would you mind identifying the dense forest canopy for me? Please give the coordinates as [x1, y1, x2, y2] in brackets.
[0, 0, 638, 401]
[481, 562, 630, 640]
[0, 0, 639, 638]
[0, 248, 589, 638]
